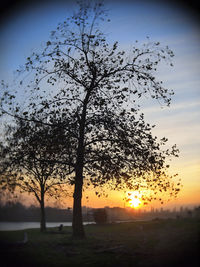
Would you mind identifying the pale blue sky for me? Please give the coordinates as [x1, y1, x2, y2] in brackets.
[0, 0, 199, 206]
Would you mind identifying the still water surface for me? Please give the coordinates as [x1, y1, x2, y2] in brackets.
[0, 222, 94, 231]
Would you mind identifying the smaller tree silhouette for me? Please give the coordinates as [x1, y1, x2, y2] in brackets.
[0, 116, 73, 231]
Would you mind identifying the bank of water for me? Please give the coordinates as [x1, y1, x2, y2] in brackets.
[0, 221, 94, 231]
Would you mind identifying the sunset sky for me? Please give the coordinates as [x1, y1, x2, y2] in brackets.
[0, 0, 199, 210]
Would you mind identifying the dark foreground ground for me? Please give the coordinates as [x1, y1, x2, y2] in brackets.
[0, 218, 199, 267]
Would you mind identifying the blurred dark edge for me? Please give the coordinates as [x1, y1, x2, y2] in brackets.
[0, 0, 200, 25]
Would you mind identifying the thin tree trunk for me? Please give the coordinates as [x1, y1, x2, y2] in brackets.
[72, 114, 86, 239]
[72, 168, 85, 238]
[40, 189, 46, 232]
[72, 89, 91, 239]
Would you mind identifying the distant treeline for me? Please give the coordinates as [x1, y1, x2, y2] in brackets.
[0, 202, 74, 222]
[0, 202, 136, 223]
[0, 201, 200, 222]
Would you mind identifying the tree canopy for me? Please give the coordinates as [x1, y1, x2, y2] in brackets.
[0, 1, 181, 238]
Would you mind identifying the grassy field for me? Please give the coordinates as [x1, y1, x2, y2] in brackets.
[0, 218, 199, 267]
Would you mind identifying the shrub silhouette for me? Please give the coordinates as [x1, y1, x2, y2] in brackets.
[93, 209, 108, 224]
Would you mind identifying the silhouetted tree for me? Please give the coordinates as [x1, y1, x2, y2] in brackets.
[0, 1, 180, 238]
[0, 116, 73, 231]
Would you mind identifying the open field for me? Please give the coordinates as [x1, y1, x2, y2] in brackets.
[0, 218, 199, 267]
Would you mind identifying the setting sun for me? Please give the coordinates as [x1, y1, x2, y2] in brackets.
[126, 191, 142, 208]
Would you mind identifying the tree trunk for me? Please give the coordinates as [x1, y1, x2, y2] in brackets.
[72, 166, 85, 238]
[40, 190, 46, 232]
[72, 89, 91, 239]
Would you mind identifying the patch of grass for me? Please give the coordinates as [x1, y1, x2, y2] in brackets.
[0, 218, 199, 267]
